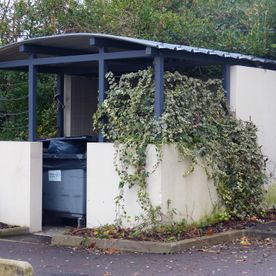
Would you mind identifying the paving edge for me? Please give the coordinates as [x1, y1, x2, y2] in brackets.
[0, 258, 33, 276]
[51, 228, 276, 254]
[0, 227, 29, 238]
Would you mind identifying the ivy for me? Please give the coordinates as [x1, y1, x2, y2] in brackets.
[93, 69, 266, 223]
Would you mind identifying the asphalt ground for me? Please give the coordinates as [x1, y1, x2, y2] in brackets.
[0, 234, 275, 276]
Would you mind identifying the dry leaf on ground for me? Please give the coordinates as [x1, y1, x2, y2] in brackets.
[240, 236, 251, 246]
[104, 248, 120, 255]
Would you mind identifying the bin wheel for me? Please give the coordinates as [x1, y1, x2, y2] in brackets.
[77, 217, 85, 228]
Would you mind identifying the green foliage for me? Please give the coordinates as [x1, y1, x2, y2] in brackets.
[94, 69, 266, 222]
[0, 71, 57, 140]
[0, 72, 28, 140]
[67, 0, 276, 58]
[196, 209, 231, 229]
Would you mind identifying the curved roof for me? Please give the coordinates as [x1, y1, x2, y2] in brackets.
[0, 33, 276, 70]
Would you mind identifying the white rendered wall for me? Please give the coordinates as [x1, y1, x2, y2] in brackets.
[0, 142, 42, 232]
[160, 145, 218, 222]
[230, 66, 276, 180]
[87, 143, 218, 227]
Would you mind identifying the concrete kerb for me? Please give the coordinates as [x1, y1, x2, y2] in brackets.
[246, 229, 276, 239]
[0, 227, 29, 238]
[52, 229, 270, 254]
[0, 258, 33, 276]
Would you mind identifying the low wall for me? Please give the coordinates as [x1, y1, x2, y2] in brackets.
[87, 143, 218, 227]
[0, 142, 42, 232]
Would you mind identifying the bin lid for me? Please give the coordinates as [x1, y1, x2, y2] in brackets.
[41, 136, 97, 154]
[40, 135, 97, 143]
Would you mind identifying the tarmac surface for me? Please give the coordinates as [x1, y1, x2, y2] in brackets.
[0, 233, 276, 276]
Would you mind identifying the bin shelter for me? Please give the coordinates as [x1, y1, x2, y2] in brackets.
[0, 33, 276, 142]
[1, 34, 276, 229]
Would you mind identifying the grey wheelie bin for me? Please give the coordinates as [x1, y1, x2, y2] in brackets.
[42, 136, 96, 227]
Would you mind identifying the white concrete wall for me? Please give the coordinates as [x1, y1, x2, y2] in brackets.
[230, 66, 276, 180]
[0, 142, 42, 232]
[160, 145, 218, 223]
[87, 143, 218, 227]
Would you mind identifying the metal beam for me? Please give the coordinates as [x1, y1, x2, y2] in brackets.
[19, 44, 92, 56]
[98, 48, 108, 103]
[56, 74, 64, 137]
[0, 59, 29, 69]
[154, 55, 164, 120]
[0, 50, 151, 69]
[90, 37, 145, 50]
[223, 64, 231, 103]
[104, 50, 150, 60]
[28, 54, 37, 141]
[98, 47, 108, 142]
[0, 63, 150, 75]
[33, 53, 99, 66]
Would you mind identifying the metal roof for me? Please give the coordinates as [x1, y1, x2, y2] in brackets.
[0, 33, 276, 69]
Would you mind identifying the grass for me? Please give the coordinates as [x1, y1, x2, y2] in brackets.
[266, 182, 276, 208]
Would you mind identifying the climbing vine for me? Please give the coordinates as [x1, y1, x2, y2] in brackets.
[93, 69, 266, 223]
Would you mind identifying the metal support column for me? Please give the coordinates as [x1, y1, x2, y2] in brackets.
[154, 55, 164, 120]
[98, 47, 107, 142]
[223, 64, 230, 104]
[28, 54, 37, 141]
[56, 73, 64, 137]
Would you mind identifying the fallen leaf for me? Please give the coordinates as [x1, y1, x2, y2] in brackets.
[249, 216, 257, 222]
[240, 236, 251, 246]
[206, 228, 214, 236]
[104, 248, 120, 255]
[88, 242, 96, 249]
